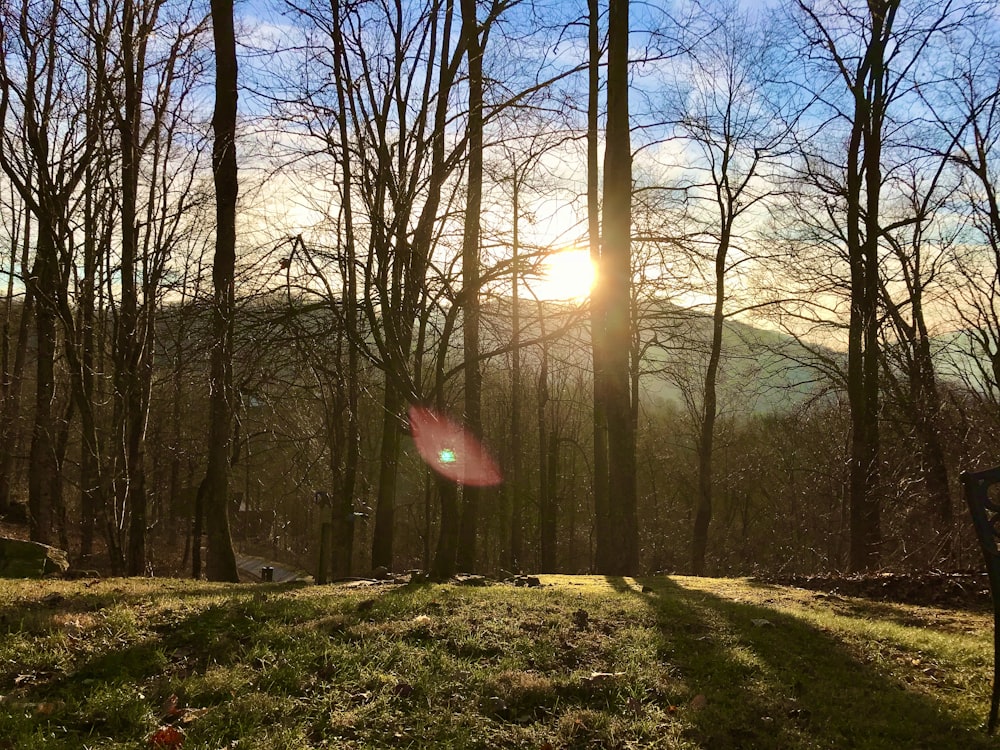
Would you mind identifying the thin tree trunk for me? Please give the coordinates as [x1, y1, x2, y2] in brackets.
[331, 0, 360, 579]
[119, 0, 146, 575]
[540, 426, 558, 572]
[509, 187, 523, 571]
[692, 225, 730, 576]
[588, 0, 610, 573]
[537, 341, 550, 570]
[457, 0, 484, 573]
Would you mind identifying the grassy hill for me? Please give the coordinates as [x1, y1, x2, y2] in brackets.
[0, 575, 994, 748]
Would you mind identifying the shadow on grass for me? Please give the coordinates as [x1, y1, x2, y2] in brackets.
[607, 575, 993, 750]
[0, 584, 335, 746]
[0, 579, 294, 631]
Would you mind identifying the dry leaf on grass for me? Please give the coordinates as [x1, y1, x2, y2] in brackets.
[149, 725, 184, 748]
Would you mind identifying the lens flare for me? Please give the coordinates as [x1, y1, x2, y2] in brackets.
[408, 405, 502, 487]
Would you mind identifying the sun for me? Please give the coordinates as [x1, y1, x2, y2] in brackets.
[526, 248, 597, 301]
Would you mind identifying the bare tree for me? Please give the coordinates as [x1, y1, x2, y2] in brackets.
[663, 2, 796, 575]
[0, 178, 34, 518]
[788, 0, 976, 571]
[0, 0, 96, 545]
[595, 0, 637, 574]
[201, 0, 240, 581]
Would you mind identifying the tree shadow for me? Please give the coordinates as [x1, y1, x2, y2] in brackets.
[606, 575, 994, 749]
[0, 579, 303, 637]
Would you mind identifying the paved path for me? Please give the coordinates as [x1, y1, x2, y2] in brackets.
[234, 553, 312, 583]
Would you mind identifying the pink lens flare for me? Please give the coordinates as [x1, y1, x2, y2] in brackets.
[407, 405, 503, 487]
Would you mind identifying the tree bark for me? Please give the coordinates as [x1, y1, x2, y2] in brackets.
[589, 0, 611, 573]
[692, 223, 730, 576]
[456, 0, 484, 573]
[119, 0, 147, 575]
[372, 385, 402, 571]
[599, 0, 638, 575]
[540, 427, 559, 572]
[509, 183, 523, 571]
[202, 0, 240, 582]
[845, 3, 897, 572]
[27, 246, 58, 546]
[0, 272, 32, 516]
[431, 474, 460, 579]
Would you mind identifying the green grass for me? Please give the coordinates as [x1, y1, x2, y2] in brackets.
[0, 575, 996, 748]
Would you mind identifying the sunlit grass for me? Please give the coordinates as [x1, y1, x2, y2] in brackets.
[0, 575, 993, 748]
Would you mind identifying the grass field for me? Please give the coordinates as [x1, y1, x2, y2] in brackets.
[0, 574, 995, 748]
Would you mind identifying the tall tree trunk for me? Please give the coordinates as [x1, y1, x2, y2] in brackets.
[540, 424, 559, 572]
[846, 4, 894, 573]
[202, 0, 240, 582]
[599, 0, 638, 575]
[328, 0, 360, 579]
[588, 0, 611, 574]
[692, 224, 730, 576]
[0, 244, 33, 515]
[27, 246, 58, 545]
[456, 0, 484, 573]
[119, 0, 146, 575]
[537, 341, 550, 570]
[508, 185, 523, 571]
[79, 162, 100, 559]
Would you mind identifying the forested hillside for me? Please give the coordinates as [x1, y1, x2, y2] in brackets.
[2, 0, 1000, 580]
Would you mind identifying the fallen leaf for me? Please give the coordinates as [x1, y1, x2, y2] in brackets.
[179, 707, 210, 724]
[160, 694, 182, 721]
[411, 614, 432, 626]
[149, 725, 184, 748]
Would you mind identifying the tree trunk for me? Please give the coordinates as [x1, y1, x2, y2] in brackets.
[431, 474, 460, 579]
[692, 226, 730, 576]
[509, 187, 523, 571]
[27, 246, 58, 546]
[589, 0, 610, 573]
[457, 0, 484, 573]
[202, 0, 240, 582]
[372, 384, 402, 571]
[331, 0, 361, 580]
[0, 284, 32, 516]
[537, 343, 550, 570]
[119, 0, 146, 574]
[599, 0, 638, 575]
[540, 428, 559, 572]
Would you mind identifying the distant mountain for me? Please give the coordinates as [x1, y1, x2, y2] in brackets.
[480, 295, 840, 418]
